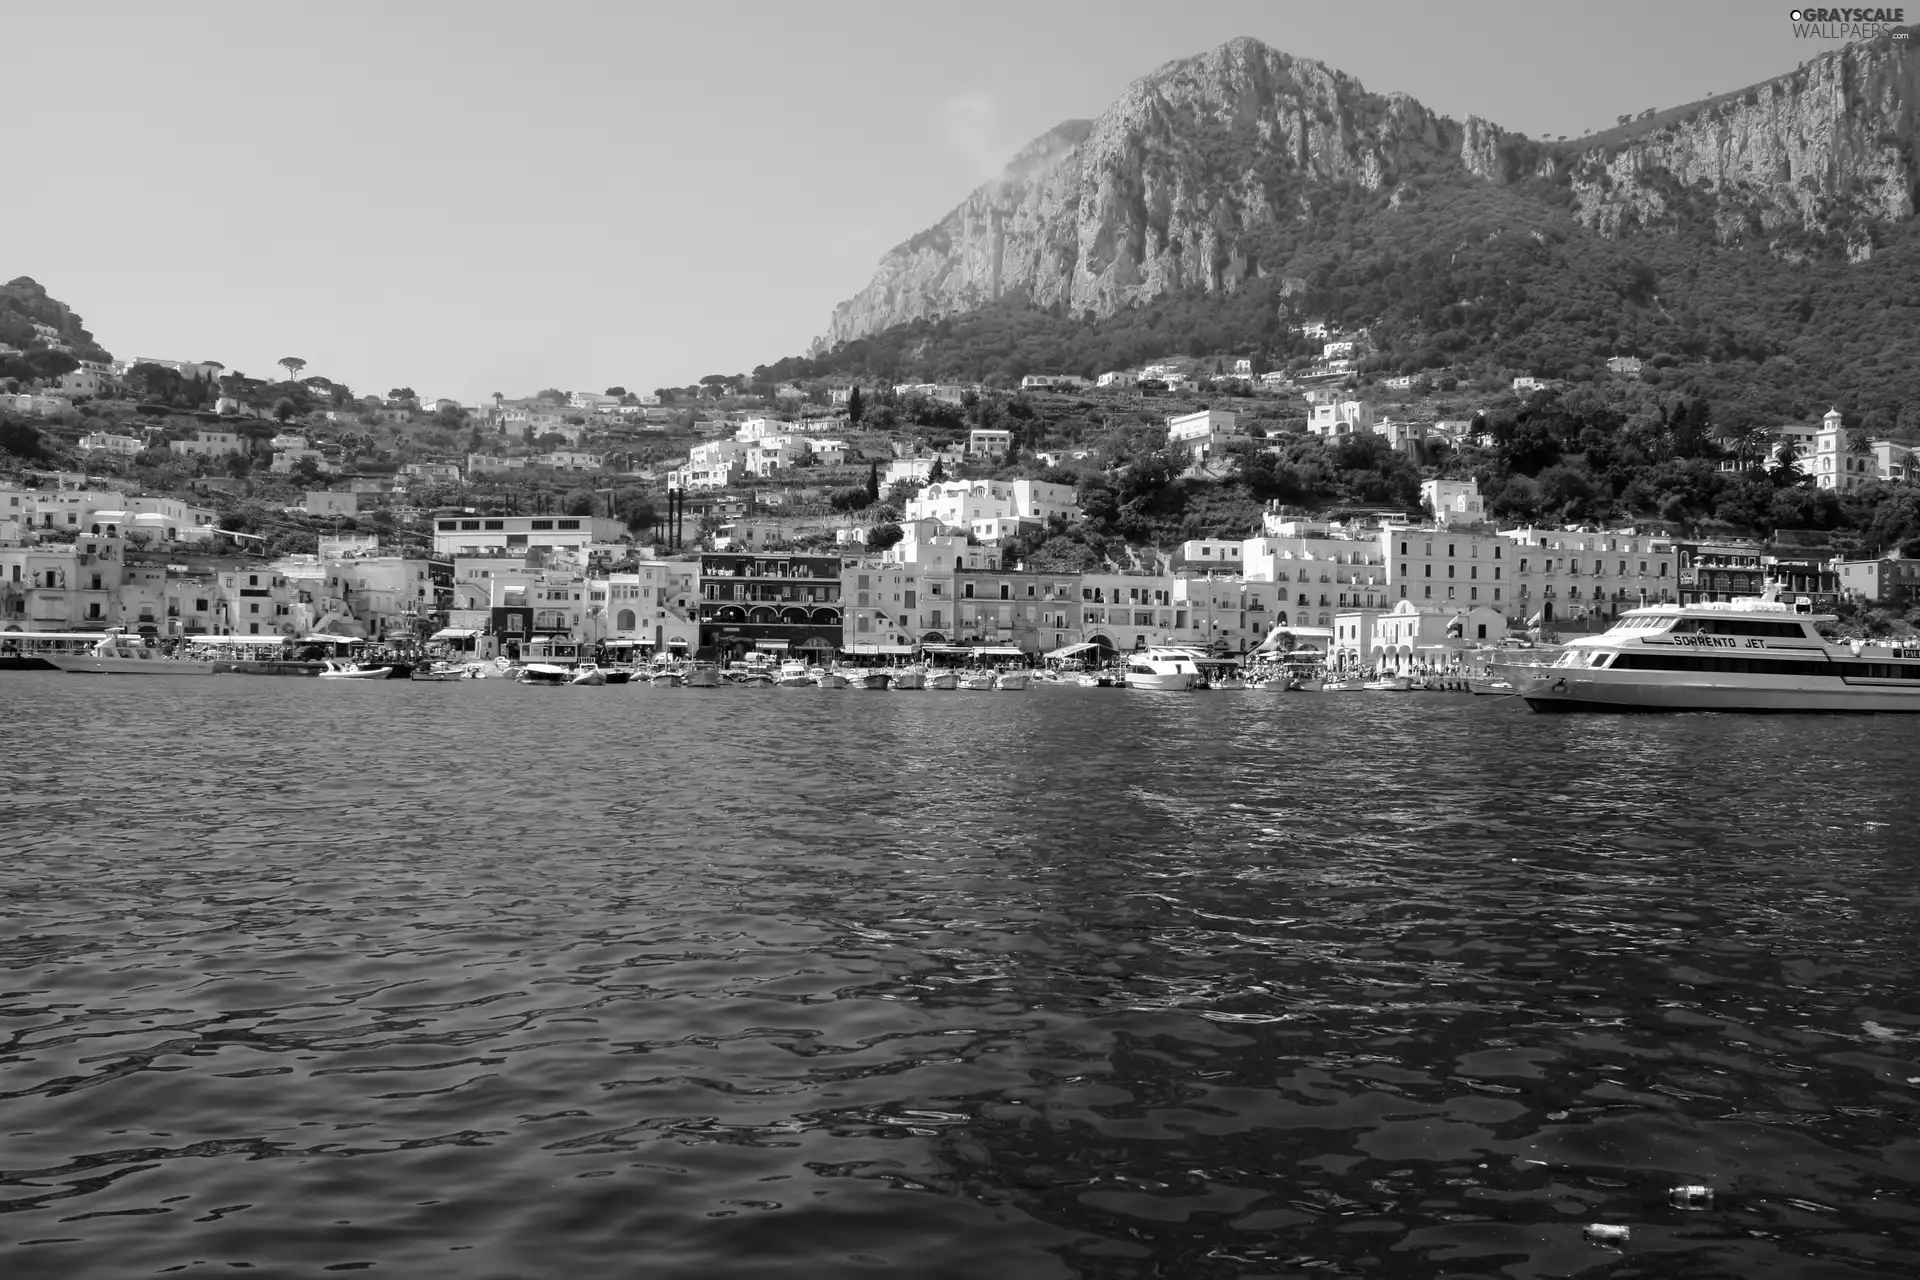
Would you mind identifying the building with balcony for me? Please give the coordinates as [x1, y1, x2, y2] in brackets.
[699, 552, 843, 660]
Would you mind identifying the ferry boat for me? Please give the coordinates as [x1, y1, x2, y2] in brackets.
[43, 630, 213, 675]
[1124, 647, 1202, 691]
[1508, 598, 1920, 713]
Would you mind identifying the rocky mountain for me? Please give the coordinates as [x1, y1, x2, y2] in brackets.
[0, 276, 111, 362]
[820, 31, 1920, 348]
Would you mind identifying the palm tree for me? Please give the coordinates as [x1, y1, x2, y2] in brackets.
[1770, 435, 1803, 486]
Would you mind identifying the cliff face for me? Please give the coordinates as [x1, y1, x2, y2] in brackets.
[821, 32, 1920, 348]
[1569, 40, 1920, 247]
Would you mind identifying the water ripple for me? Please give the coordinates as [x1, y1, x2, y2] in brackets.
[1, 675, 1918, 1277]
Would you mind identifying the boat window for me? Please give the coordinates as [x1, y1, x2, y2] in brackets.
[1611, 652, 1841, 677]
[1589, 652, 1611, 667]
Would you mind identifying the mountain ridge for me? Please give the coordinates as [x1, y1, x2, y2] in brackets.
[818, 30, 1920, 349]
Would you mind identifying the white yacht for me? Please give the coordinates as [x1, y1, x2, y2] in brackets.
[1123, 647, 1202, 692]
[1507, 599, 1920, 712]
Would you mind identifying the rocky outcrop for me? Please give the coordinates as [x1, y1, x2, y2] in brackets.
[820, 31, 1920, 348]
[0, 276, 110, 360]
[1568, 36, 1920, 240]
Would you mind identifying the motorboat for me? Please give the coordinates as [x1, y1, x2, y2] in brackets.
[1506, 597, 1920, 712]
[1469, 676, 1516, 696]
[685, 662, 721, 688]
[927, 669, 959, 690]
[44, 631, 213, 676]
[776, 659, 815, 687]
[848, 669, 892, 689]
[320, 659, 409, 680]
[409, 662, 471, 682]
[1123, 647, 1202, 691]
[1363, 675, 1414, 691]
[570, 662, 608, 686]
[955, 669, 997, 690]
[519, 663, 573, 685]
[889, 666, 927, 690]
[813, 668, 849, 689]
[993, 669, 1030, 691]
[648, 666, 686, 687]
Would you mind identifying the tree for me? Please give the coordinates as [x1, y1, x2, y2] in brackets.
[866, 521, 903, 552]
[562, 488, 596, 516]
[225, 452, 252, 480]
[866, 460, 880, 503]
[927, 457, 946, 484]
[278, 357, 307, 382]
[272, 397, 298, 423]
[1770, 435, 1803, 487]
[605, 386, 626, 397]
[847, 386, 864, 426]
[388, 387, 416, 402]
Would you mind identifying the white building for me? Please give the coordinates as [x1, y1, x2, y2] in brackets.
[431, 514, 626, 557]
[968, 428, 1012, 458]
[1165, 409, 1240, 464]
[1096, 370, 1136, 388]
[1420, 478, 1487, 526]
[169, 429, 244, 459]
[79, 432, 142, 456]
[1306, 399, 1375, 438]
[904, 479, 1078, 532]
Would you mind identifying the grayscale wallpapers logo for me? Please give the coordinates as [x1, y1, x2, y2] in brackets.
[1789, 6, 1910, 37]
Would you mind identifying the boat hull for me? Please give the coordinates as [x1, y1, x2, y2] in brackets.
[813, 672, 849, 689]
[45, 655, 213, 675]
[889, 669, 926, 690]
[927, 671, 958, 690]
[213, 660, 325, 677]
[685, 667, 721, 688]
[1516, 668, 1920, 713]
[1124, 673, 1195, 691]
[994, 672, 1030, 691]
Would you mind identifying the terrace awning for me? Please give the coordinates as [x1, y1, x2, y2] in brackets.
[1043, 641, 1099, 660]
[974, 646, 1024, 657]
[753, 639, 789, 650]
[847, 642, 914, 655]
[429, 628, 479, 640]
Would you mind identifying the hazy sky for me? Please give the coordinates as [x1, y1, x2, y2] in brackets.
[11, 1, 1814, 402]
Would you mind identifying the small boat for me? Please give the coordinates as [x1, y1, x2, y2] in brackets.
[776, 659, 815, 687]
[648, 666, 686, 687]
[1363, 675, 1413, 692]
[849, 669, 891, 689]
[1469, 676, 1515, 696]
[519, 663, 572, 685]
[956, 670, 997, 691]
[994, 669, 1030, 691]
[927, 669, 959, 690]
[889, 666, 927, 690]
[409, 662, 470, 682]
[685, 662, 722, 688]
[813, 669, 849, 689]
[570, 663, 608, 686]
[320, 659, 410, 680]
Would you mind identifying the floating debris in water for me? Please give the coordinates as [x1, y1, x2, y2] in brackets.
[1670, 1185, 1714, 1209]
[1584, 1223, 1631, 1247]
